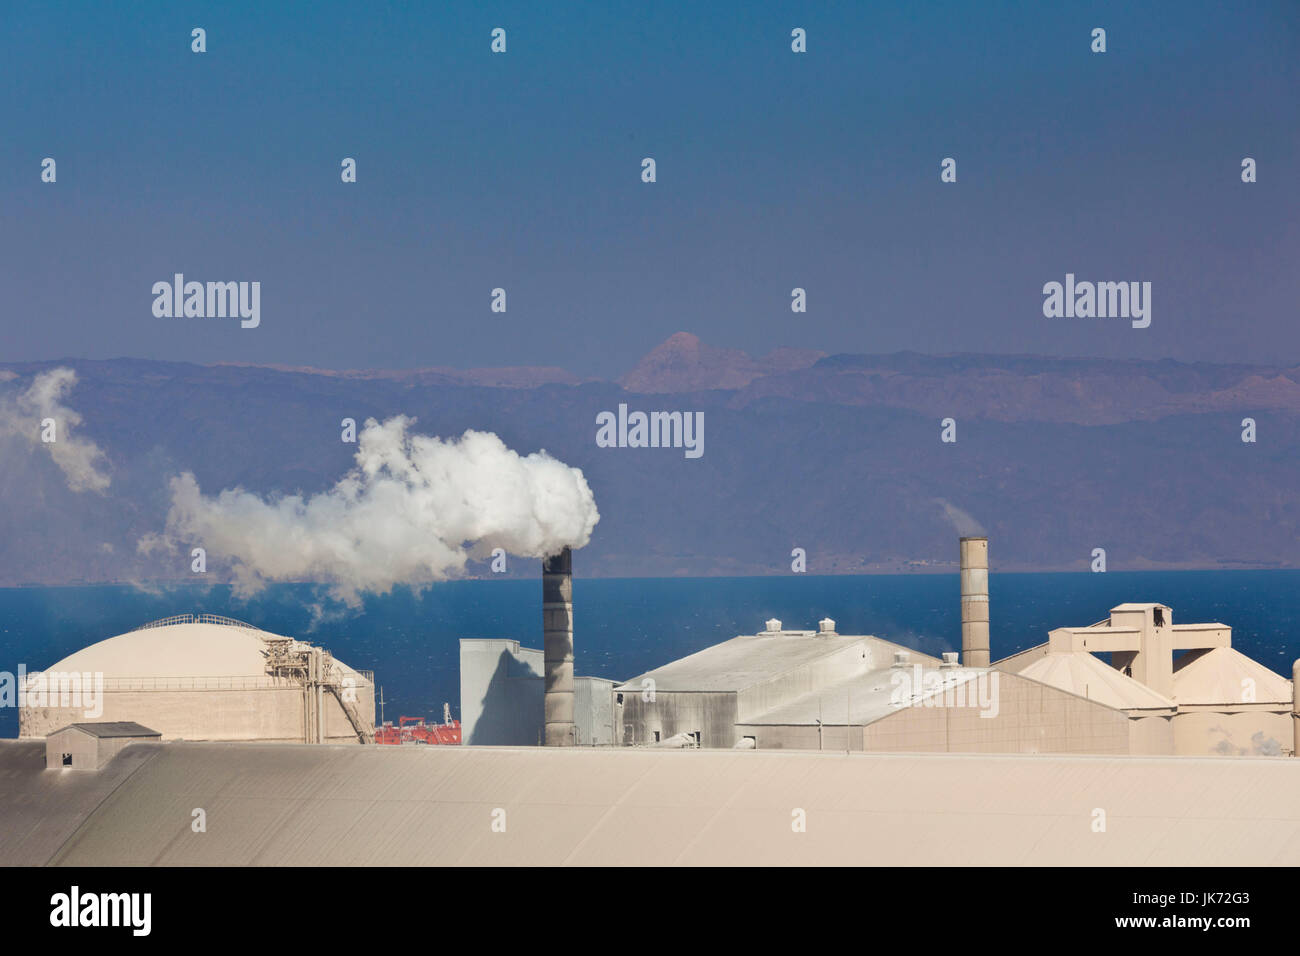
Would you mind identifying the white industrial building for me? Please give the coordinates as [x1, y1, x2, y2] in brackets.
[615, 617, 1137, 754]
[613, 541, 1297, 757]
[997, 601, 1295, 756]
[20, 614, 374, 744]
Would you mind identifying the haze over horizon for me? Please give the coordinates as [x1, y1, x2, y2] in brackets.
[3, 0, 1297, 378]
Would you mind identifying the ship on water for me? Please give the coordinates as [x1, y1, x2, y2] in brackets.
[373, 703, 461, 746]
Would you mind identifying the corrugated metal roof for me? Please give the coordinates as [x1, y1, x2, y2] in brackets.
[56, 722, 162, 739]
[1173, 646, 1293, 706]
[740, 666, 987, 727]
[35, 742, 1300, 866]
[1018, 652, 1177, 712]
[614, 634, 866, 692]
[614, 634, 936, 693]
[0, 740, 162, 866]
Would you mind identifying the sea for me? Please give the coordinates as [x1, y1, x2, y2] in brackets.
[2, 570, 1298, 738]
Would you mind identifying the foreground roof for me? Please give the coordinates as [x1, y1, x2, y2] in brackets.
[2, 741, 1296, 866]
[0, 741, 159, 866]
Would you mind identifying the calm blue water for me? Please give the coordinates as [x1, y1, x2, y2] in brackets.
[2, 571, 1298, 738]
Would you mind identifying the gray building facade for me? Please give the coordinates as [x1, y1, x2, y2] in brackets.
[459, 638, 617, 746]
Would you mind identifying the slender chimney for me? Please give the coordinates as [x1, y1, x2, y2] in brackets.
[960, 536, 990, 667]
[542, 547, 575, 747]
[1292, 659, 1300, 758]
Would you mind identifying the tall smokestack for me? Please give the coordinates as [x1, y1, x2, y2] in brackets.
[1292, 659, 1299, 758]
[960, 536, 990, 667]
[542, 547, 575, 746]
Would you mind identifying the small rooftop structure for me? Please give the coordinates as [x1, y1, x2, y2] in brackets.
[45, 722, 161, 771]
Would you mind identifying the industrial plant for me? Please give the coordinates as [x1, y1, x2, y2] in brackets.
[4, 535, 1300, 867]
[463, 537, 1298, 758]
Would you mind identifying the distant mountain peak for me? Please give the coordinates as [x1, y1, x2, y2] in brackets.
[619, 332, 825, 393]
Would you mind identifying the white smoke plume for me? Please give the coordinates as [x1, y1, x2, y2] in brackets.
[0, 367, 111, 493]
[142, 416, 600, 604]
[935, 498, 985, 537]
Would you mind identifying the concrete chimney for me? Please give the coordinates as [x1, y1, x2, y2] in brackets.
[542, 547, 575, 747]
[1292, 659, 1300, 758]
[960, 536, 990, 667]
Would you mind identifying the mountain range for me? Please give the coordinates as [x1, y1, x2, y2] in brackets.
[2, 332, 1298, 588]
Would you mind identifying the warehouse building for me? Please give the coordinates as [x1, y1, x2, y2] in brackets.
[615, 617, 1136, 754]
[20, 614, 374, 744]
[997, 602, 1294, 756]
[459, 536, 1293, 757]
[613, 541, 1295, 757]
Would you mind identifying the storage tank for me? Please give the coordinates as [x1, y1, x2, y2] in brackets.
[18, 614, 374, 743]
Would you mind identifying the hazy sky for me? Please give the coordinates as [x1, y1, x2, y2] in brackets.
[2, 0, 1297, 377]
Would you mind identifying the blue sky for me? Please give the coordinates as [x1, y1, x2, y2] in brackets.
[2, 0, 1297, 376]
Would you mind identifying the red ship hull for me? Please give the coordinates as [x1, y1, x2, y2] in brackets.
[374, 716, 461, 745]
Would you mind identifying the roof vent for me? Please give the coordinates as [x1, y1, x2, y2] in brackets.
[764, 618, 782, 634]
[940, 652, 959, 668]
[891, 651, 910, 668]
[818, 617, 836, 635]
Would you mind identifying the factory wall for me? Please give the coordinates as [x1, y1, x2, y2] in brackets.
[616, 690, 739, 748]
[460, 639, 616, 746]
[21, 684, 372, 744]
[731, 723, 862, 752]
[1128, 715, 1175, 755]
[42, 729, 101, 770]
[737, 673, 1135, 754]
[460, 639, 545, 745]
[1172, 709, 1292, 756]
[575, 677, 617, 746]
[868, 674, 1132, 754]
